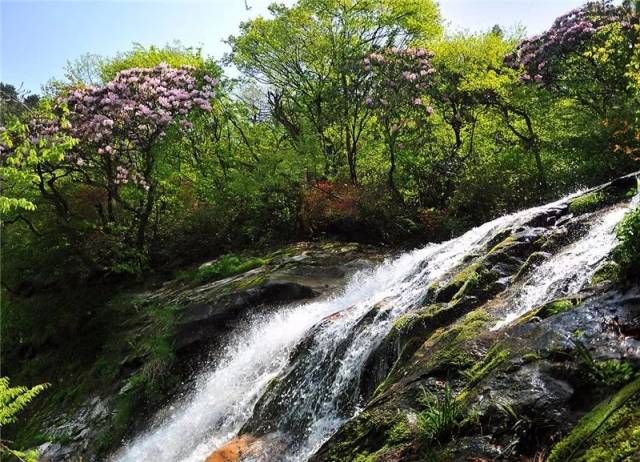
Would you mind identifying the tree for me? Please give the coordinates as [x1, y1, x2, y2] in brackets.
[506, 1, 639, 155]
[0, 83, 39, 125]
[2, 64, 218, 269]
[365, 46, 436, 198]
[228, 0, 441, 184]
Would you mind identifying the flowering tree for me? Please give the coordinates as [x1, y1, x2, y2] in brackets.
[365, 47, 435, 197]
[506, 1, 639, 160]
[2, 63, 218, 263]
[504, 1, 632, 86]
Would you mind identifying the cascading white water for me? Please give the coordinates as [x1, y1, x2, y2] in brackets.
[115, 191, 614, 462]
[493, 192, 640, 330]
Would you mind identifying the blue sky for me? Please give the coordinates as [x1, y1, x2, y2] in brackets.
[1, 0, 590, 93]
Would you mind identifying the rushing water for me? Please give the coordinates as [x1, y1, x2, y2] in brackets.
[115, 190, 636, 462]
[492, 199, 636, 330]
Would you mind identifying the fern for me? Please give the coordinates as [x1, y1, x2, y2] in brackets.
[0, 377, 49, 461]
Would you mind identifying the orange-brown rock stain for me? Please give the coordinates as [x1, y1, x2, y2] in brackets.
[204, 435, 256, 462]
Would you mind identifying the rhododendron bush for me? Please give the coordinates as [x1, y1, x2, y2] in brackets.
[2, 63, 218, 264]
[504, 1, 632, 85]
[365, 47, 436, 194]
[506, 0, 639, 155]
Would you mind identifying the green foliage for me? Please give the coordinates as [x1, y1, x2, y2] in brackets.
[590, 261, 620, 285]
[575, 342, 636, 388]
[99, 42, 213, 81]
[189, 254, 269, 284]
[613, 205, 640, 280]
[3, 4, 640, 455]
[548, 377, 640, 462]
[417, 385, 462, 443]
[0, 378, 48, 426]
[0, 377, 49, 461]
[0, 100, 77, 215]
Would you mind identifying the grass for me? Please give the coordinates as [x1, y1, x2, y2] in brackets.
[417, 385, 462, 443]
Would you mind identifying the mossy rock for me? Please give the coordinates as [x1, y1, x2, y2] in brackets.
[591, 261, 620, 285]
[514, 251, 549, 281]
[516, 298, 580, 325]
[461, 344, 510, 389]
[422, 309, 492, 372]
[374, 309, 491, 398]
[435, 263, 500, 305]
[547, 377, 640, 462]
[434, 262, 480, 303]
[309, 409, 414, 462]
[569, 192, 610, 215]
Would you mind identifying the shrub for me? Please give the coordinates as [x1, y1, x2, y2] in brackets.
[614, 206, 640, 280]
[575, 341, 636, 387]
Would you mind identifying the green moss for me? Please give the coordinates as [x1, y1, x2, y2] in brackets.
[425, 309, 492, 370]
[392, 313, 413, 332]
[548, 377, 640, 462]
[436, 233, 522, 304]
[514, 251, 547, 281]
[517, 298, 579, 324]
[387, 418, 412, 444]
[461, 344, 510, 388]
[222, 274, 268, 294]
[193, 254, 269, 283]
[590, 261, 620, 285]
[435, 262, 481, 302]
[487, 235, 517, 254]
[392, 305, 441, 333]
[318, 409, 408, 462]
[576, 396, 640, 461]
[568, 191, 609, 214]
[522, 351, 542, 363]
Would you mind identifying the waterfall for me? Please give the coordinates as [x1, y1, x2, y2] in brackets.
[114, 190, 635, 462]
[493, 192, 639, 330]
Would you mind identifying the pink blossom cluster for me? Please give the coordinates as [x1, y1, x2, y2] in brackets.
[364, 46, 435, 125]
[505, 1, 633, 85]
[61, 63, 217, 184]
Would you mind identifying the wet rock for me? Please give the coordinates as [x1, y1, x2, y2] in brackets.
[39, 396, 111, 462]
[205, 435, 257, 462]
[170, 244, 382, 352]
[175, 281, 317, 350]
